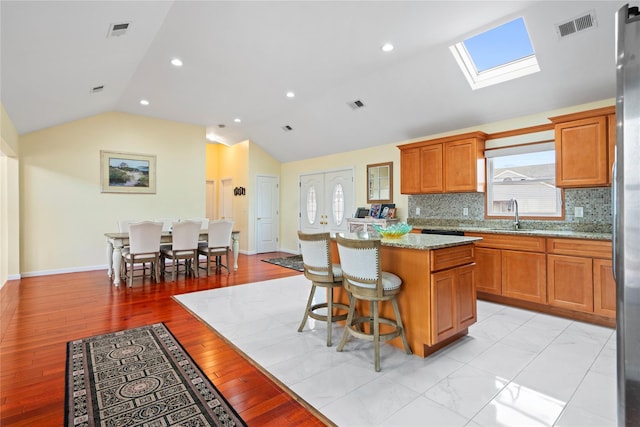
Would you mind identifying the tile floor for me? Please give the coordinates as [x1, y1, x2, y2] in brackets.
[175, 275, 617, 427]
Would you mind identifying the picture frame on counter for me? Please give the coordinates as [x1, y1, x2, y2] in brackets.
[386, 208, 397, 219]
[369, 204, 382, 219]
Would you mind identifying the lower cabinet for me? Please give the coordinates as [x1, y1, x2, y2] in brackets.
[502, 250, 547, 303]
[468, 233, 616, 322]
[547, 254, 594, 313]
[431, 264, 476, 343]
[594, 259, 616, 317]
[474, 247, 501, 295]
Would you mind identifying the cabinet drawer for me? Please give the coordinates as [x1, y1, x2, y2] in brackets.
[430, 244, 474, 272]
[547, 238, 612, 258]
[465, 233, 546, 252]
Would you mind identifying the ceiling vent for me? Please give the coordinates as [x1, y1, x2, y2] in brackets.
[107, 22, 130, 38]
[281, 125, 293, 132]
[347, 99, 365, 110]
[89, 85, 104, 94]
[555, 10, 597, 39]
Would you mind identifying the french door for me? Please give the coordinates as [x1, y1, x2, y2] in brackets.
[299, 169, 354, 235]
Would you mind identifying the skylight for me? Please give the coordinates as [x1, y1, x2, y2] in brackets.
[450, 17, 540, 90]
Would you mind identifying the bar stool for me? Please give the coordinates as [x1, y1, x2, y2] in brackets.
[297, 231, 350, 346]
[335, 234, 411, 371]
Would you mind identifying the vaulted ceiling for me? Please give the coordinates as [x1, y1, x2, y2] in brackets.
[0, 1, 620, 162]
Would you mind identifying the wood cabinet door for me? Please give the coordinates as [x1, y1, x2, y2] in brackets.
[444, 138, 477, 192]
[501, 250, 547, 303]
[420, 144, 443, 193]
[547, 254, 594, 313]
[430, 269, 457, 343]
[475, 247, 501, 295]
[594, 258, 616, 318]
[400, 147, 421, 194]
[456, 264, 477, 329]
[555, 116, 608, 187]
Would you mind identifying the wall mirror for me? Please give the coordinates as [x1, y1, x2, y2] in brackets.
[367, 162, 393, 204]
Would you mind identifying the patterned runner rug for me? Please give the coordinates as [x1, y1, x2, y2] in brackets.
[261, 254, 304, 272]
[65, 323, 246, 427]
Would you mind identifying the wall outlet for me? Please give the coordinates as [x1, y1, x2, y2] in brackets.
[415, 207, 421, 215]
[463, 207, 469, 216]
[575, 207, 584, 218]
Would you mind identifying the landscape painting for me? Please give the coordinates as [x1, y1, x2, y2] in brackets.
[100, 151, 156, 194]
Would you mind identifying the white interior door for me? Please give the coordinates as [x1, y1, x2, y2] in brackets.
[220, 178, 233, 220]
[205, 180, 216, 220]
[299, 169, 353, 235]
[256, 175, 279, 253]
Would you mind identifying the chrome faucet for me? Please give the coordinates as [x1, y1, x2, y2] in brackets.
[508, 198, 520, 230]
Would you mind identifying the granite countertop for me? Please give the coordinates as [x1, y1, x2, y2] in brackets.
[338, 232, 481, 250]
[408, 224, 612, 241]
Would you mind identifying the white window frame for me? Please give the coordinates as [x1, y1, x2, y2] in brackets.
[485, 141, 563, 218]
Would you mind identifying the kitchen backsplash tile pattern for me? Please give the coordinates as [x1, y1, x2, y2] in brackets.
[407, 187, 612, 233]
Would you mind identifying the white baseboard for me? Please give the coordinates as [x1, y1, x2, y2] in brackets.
[20, 264, 108, 278]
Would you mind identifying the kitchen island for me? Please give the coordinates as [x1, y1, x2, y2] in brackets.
[330, 233, 481, 357]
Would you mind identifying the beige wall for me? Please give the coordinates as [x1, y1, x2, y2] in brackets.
[1, 103, 20, 287]
[19, 112, 206, 275]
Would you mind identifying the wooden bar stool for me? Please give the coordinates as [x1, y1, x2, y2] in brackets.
[335, 234, 411, 371]
[297, 231, 350, 347]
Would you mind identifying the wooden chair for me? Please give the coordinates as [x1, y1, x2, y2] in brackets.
[121, 221, 163, 287]
[335, 234, 411, 371]
[297, 231, 350, 347]
[160, 220, 202, 281]
[198, 220, 233, 275]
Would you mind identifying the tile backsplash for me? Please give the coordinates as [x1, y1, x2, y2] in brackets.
[407, 187, 612, 233]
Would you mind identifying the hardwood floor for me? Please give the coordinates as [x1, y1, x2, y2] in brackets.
[0, 253, 329, 426]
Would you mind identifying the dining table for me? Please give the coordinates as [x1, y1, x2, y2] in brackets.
[105, 230, 240, 286]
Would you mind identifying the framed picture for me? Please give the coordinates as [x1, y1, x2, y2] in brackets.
[386, 207, 397, 219]
[355, 207, 369, 218]
[100, 150, 156, 194]
[369, 204, 382, 219]
[380, 206, 389, 218]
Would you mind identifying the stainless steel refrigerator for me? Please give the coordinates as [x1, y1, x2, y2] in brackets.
[615, 4, 640, 426]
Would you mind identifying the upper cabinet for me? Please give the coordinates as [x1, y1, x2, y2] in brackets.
[550, 106, 616, 188]
[398, 132, 487, 194]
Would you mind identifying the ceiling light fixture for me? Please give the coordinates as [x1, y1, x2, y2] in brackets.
[234, 118, 241, 123]
[286, 91, 295, 98]
[381, 43, 394, 52]
[140, 99, 149, 106]
[170, 58, 183, 67]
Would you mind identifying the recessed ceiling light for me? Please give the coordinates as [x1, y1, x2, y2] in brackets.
[140, 99, 149, 106]
[233, 118, 241, 123]
[286, 91, 295, 98]
[170, 58, 183, 67]
[381, 43, 394, 52]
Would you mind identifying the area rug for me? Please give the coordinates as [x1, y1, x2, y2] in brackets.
[261, 254, 304, 272]
[65, 322, 246, 427]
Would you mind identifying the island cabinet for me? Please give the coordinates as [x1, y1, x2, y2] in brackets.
[398, 131, 487, 194]
[330, 234, 479, 357]
[466, 233, 547, 303]
[550, 106, 616, 188]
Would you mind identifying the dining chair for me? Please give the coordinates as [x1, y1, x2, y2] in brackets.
[198, 220, 234, 275]
[121, 221, 163, 287]
[297, 231, 350, 347]
[160, 220, 202, 281]
[335, 234, 411, 371]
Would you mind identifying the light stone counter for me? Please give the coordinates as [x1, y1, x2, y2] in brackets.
[411, 225, 611, 241]
[338, 232, 481, 250]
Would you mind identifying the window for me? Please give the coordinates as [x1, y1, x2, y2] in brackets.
[450, 17, 540, 90]
[486, 142, 562, 218]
